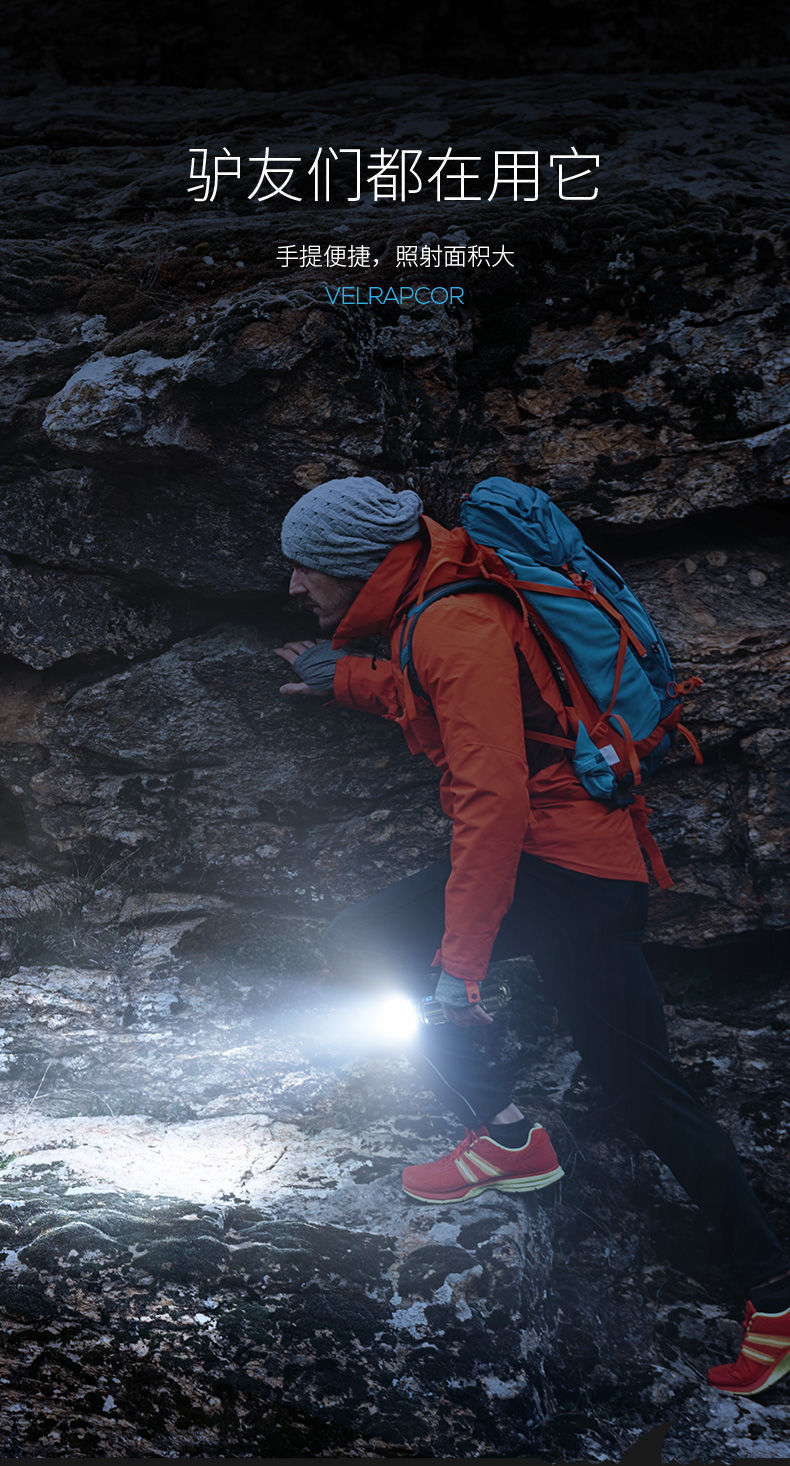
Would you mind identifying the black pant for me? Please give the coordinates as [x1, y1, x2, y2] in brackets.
[323, 852, 789, 1292]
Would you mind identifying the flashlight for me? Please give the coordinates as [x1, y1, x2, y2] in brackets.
[297, 982, 513, 1054]
[418, 981, 512, 1026]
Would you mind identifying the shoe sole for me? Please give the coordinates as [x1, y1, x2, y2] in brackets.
[402, 1164, 564, 1204]
[710, 1352, 790, 1397]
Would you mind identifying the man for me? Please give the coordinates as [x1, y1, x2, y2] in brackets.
[275, 474, 790, 1397]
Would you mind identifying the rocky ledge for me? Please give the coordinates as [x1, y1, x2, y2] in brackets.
[0, 943, 788, 1457]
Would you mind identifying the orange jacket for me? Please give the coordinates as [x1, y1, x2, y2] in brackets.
[331, 516, 647, 994]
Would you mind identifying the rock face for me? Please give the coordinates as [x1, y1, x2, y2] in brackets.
[0, 70, 788, 958]
[0, 56, 788, 1462]
[0, 953, 787, 1458]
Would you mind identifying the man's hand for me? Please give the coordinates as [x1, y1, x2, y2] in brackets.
[274, 640, 322, 696]
[434, 969, 494, 1027]
[442, 1002, 494, 1028]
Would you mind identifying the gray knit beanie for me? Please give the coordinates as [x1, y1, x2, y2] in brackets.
[281, 476, 423, 578]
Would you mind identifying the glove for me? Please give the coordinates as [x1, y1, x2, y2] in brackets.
[433, 970, 473, 1008]
[291, 642, 348, 694]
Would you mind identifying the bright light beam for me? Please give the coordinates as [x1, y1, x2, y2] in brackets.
[366, 991, 421, 1044]
[295, 989, 423, 1052]
[332, 989, 421, 1048]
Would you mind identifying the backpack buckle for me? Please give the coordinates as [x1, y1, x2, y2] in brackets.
[611, 773, 635, 809]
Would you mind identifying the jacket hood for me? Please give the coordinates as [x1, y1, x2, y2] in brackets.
[332, 515, 512, 648]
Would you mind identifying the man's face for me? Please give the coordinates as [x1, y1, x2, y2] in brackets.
[289, 565, 365, 632]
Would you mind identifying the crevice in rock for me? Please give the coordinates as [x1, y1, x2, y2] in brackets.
[0, 782, 28, 845]
[646, 926, 790, 1011]
[582, 501, 790, 557]
[0, 586, 303, 691]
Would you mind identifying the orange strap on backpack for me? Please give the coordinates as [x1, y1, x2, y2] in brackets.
[629, 795, 674, 889]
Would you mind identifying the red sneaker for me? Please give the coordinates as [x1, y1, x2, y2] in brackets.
[401, 1124, 563, 1204]
[707, 1301, 790, 1396]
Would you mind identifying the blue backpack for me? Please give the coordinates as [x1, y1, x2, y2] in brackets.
[398, 477, 702, 886]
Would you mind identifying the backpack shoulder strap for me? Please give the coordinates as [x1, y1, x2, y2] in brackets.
[397, 578, 522, 700]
